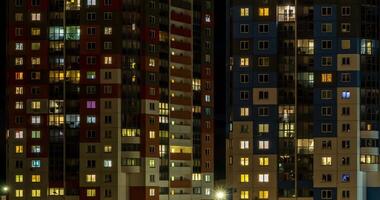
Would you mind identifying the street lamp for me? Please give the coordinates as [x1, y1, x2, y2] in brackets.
[1, 187, 8, 193]
[215, 189, 227, 200]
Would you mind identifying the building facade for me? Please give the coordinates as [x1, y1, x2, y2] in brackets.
[227, 0, 380, 200]
[6, 0, 214, 199]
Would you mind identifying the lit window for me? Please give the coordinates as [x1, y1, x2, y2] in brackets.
[259, 8, 269, 16]
[31, 116, 41, 124]
[86, 71, 96, 80]
[15, 42, 24, 50]
[104, 56, 112, 64]
[87, 116, 96, 124]
[259, 157, 269, 166]
[205, 175, 211, 182]
[31, 28, 40, 36]
[149, 188, 155, 196]
[240, 141, 249, 149]
[15, 130, 24, 139]
[31, 42, 40, 50]
[259, 140, 269, 149]
[241, 190, 249, 199]
[149, 58, 155, 67]
[321, 73, 332, 83]
[31, 57, 40, 65]
[31, 101, 41, 110]
[48, 188, 64, 196]
[192, 173, 202, 181]
[104, 27, 112, 35]
[86, 174, 96, 182]
[341, 91, 351, 99]
[15, 175, 23, 183]
[15, 72, 24, 80]
[322, 157, 332, 166]
[259, 190, 269, 199]
[15, 145, 23, 153]
[205, 188, 211, 195]
[149, 131, 155, 139]
[240, 174, 249, 182]
[240, 157, 249, 166]
[31, 160, 41, 168]
[31, 130, 41, 139]
[104, 160, 112, 167]
[15, 189, 24, 197]
[86, 189, 96, 197]
[31, 175, 41, 182]
[149, 160, 155, 168]
[15, 57, 24, 65]
[341, 40, 351, 49]
[31, 13, 41, 21]
[87, 101, 96, 109]
[87, 0, 96, 6]
[240, 107, 249, 117]
[258, 124, 269, 134]
[258, 174, 269, 182]
[240, 8, 249, 16]
[240, 57, 249, 67]
[31, 145, 41, 153]
[104, 145, 112, 153]
[15, 86, 23, 95]
[205, 14, 211, 22]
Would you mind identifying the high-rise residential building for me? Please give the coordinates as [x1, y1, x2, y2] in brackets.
[6, 0, 214, 199]
[227, 1, 380, 200]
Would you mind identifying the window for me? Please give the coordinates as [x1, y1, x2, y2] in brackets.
[259, 190, 269, 199]
[259, 140, 269, 149]
[15, 130, 24, 139]
[321, 56, 332, 66]
[258, 40, 269, 50]
[259, 157, 269, 166]
[104, 12, 112, 20]
[104, 56, 112, 64]
[104, 160, 112, 167]
[321, 90, 332, 99]
[241, 190, 249, 199]
[87, 0, 96, 6]
[321, 73, 332, 83]
[32, 131, 41, 139]
[240, 57, 249, 67]
[258, 107, 269, 116]
[87, 101, 96, 109]
[240, 174, 249, 183]
[258, 57, 269, 67]
[240, 8, 249, 16]
[31, 145, 41, 153]
[321, 23, 332, 32]
[240, 91, 249, 100]
[31, 13, 41, 21]
[259, 8, 269, 16]
[341, 23, 351, 32]
[15, 175, 23, 183]
[31, 101, 41, 110]
[104, 27, 112, 35]
[240, 141, 249, 149]
[240, 41, 249, 50]
[31, 190, 41, 197]
[15, 72, 24, 80]
[341, 6, 351, 16]
[15, 145, 23, 153]
[258, 74, 269, 83]
[31, 42, 40, 50]
[322, 40, 332, 49]
[31, 116, 41, 124]
[149, 188, 155, 196]
[321, 7, 332, 16]
[322, 174, 332, 182]
[240, 107, 249, 117]
[342, 40, 351, 49]
[86, 174, 96, 182]
[321, 106, 332, 116]
[240, 157, 249, 166]
[258, 24, 269, 33]
[342, 190, 350, 198]
[15, 87, 23, 95]
[149, 160, 155, 168]
[240, 24, 249, 33]
[258, 124, 269, 134]
[15, 42, 24, 50]
[341, 91, 350, 99]
[104, 145, 112, 153]
[31, 160, 41, 168]
[321, 190, 333, 200]
[87, 116, 96, 124]
[15, 189, 24, 197]
[258, 174, 269, 182]
[87, 189, 96, 197]
[322, 157, 332, 166]
[15, 101, 24, 110]
[31, 175, 41, 182]
[240, 74, 249, 83]
[342, 107, 350, 116]
[321, 123, 332, 133]
[259, 91, 269, 100]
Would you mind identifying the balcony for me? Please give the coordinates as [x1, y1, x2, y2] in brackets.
[170, 82, 192, 92]
[171, 41, 191, 51]
[171, 55, 192, 65]
[171, 110, 192, 119]
[171, 68, 191, 78]
[170, 179, 192, 188]
[171, 11, 192, 24]
[171, 25, 191, 37]
[170, 152, 191, 160]
[171, 96, 191, 105]
[171, 0, 191, 10]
